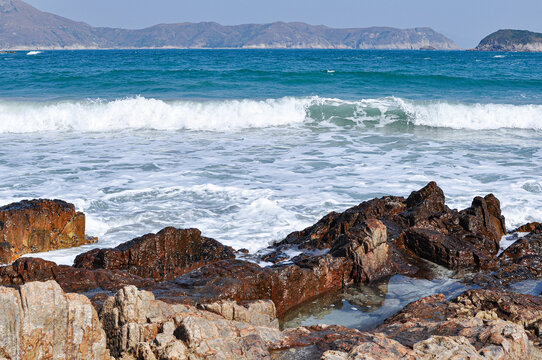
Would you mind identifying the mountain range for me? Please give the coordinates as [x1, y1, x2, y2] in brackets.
[0, 0, 458, 50]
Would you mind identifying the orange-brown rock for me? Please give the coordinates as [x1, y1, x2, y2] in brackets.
[0, 199, 95, 264]
[74, 227, 235, 281]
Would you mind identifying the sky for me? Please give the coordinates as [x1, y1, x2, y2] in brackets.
[24, 0, 542, 48]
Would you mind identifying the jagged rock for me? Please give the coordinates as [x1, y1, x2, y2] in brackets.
[483, 226, 542, 285]
[275, 181, 506, 271]
[0, 280, 110, 359]
[0, 199, 95, 264]
[329, 218, 391, 282]
[513, 222, 541, 234]
[100, 285, 283, 359]
[373, 290, 542, 359]
[402, 184, 505, 269]
[74, 227, 235, 281]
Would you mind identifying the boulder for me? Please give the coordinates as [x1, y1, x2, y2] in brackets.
[100, 285, 283, 359]
[276, 181, 507, 271]
[0, 280, 110, 359]
[0, 199, 95, 264]
[74, 227, 235, 281]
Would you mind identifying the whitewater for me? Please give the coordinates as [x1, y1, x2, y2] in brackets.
[0, 49, 541, 265]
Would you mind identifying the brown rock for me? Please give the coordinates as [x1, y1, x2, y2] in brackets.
[0, 280, 111, 359]
[376, 289, 542, 352]
[329, 218, 392, 282]
[488, 229, 542, 284]
[513, 222, 541, 234]
[0, 199, 94, 264]
[156, 255, 352, 317]
[277, 182, 507, 271]
[0, 242, 10, 264]
[74, 227, 235, 281]
[402, 185, 506, 269]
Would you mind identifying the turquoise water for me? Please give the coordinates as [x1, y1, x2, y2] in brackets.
[2, 50, 542, 103]
[0, 49, 541, 264]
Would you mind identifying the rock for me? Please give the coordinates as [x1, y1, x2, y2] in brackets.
[402, 185, 505, 269]
[100, 285, 283, 359]
[0, 199, 95, 264]
[279, 195, 407, 249]
[513, 222, 541, 234]
[74, 227, 235, 281]
[0, 280, 110, 359]
[275, 325, 382, 359]
[199, 300, 279, 328]
[156, 256, 352, 317]
[329, 218, 392, 282]
[276, 181, 506, 271]
[487, 228, 542, 285]
[373, 289, 542, 358]
[0, 242, 10, 264]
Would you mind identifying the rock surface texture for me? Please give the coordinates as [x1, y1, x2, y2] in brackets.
[0, 182, 540, 359]
[0, 199, 95, 264]
[0, 280, 110, 360]
[74, 227, 235, 281]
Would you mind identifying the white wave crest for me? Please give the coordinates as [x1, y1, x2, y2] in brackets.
[1, 96, 541, 133]
[0, 97, 311, 133]
[397, 99, 542, 130]
[26, 51, 42, 55]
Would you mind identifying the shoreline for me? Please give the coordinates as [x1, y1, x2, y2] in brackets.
[1, 181, 541, 358]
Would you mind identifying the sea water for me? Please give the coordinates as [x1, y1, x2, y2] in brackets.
[0, 49, 541, 265]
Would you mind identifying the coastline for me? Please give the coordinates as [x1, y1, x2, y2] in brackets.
[0, 182, 541, 358]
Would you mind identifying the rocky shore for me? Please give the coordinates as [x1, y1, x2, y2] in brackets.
[0, 181, 541, 359]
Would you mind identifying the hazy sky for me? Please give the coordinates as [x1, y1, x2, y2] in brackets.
[25, 0, 542, 48]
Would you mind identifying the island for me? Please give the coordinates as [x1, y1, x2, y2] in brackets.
[475, 29, 542, 52]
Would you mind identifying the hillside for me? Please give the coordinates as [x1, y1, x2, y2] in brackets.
[0, 0, 458, 50]
[475, 29, 542, 52]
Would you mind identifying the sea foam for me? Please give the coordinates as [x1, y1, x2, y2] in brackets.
[0, 96, 541, 133]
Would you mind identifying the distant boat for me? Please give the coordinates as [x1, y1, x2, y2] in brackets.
[0, 50, 16, 54]
[26, 51, 42, 55]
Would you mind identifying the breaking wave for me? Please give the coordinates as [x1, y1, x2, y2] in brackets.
[0, 96, 541, 133]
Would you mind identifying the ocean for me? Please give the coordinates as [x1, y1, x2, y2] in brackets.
[1, 49, 541, 265]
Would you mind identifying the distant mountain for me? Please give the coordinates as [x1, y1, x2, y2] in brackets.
[475, 29, 542, 52]
[0, 0, 458, 50]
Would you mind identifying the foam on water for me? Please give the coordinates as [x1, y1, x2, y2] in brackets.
[26, 51, 42, 55]
[1, 96, 542, 133]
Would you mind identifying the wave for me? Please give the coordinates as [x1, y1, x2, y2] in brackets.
[0, 96, 541, 133]
[26, 51, 42, 56]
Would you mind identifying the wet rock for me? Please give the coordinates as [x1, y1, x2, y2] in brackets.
[0, 199, 95, 264]
[486, 228, 542, 285]
[0, 280, 110, 359]
[155, 256, 352, 317]
[329, 218, 392, 282]
[100, 285, 282, 359]
[513, 222, 541, 234]
[402, 185, 506, 269]
[279, 195, 407, 249]
[75, 227, 235, 281]
[276, 182, 506, 272]
[0, 257, 156, 310]
[375, 289, 542, 357]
